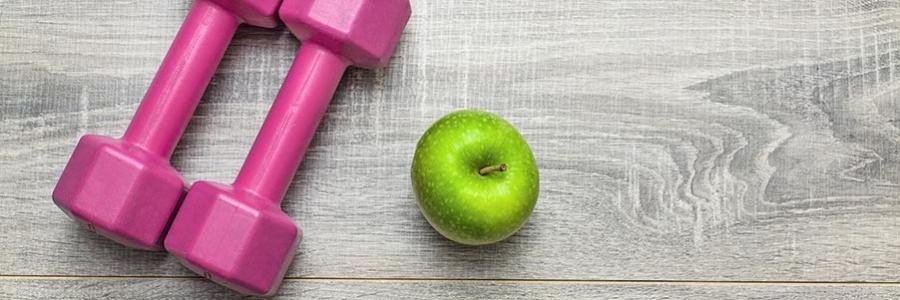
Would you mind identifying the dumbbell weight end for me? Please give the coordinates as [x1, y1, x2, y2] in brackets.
[52, 0, 242, 251]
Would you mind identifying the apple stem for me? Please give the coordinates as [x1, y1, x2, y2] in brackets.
[478, 164, 508, 176]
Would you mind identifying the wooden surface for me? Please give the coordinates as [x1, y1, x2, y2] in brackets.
[1, 0, 899, 298]
[3, 279, 900, 300]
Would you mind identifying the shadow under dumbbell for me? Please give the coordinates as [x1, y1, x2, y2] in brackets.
[65, 223, 174, 274]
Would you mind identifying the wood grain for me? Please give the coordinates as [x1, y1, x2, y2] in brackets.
[2, 278, 899, 299]
[1, 0, 899, 292]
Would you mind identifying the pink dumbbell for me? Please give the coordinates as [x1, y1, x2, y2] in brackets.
[52, 0, 281, 251]
[163, 0, 411, 295]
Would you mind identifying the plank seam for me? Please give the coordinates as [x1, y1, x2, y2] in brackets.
[1, 275, 899, 286]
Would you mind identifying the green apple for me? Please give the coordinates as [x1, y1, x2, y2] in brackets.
[411, 110, 539, 245]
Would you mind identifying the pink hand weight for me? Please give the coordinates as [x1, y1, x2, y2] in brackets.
[164, 0, 412, 295]
[52, 0, 281, 251]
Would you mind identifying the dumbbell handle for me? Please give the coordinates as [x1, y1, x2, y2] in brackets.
[233, 43, 349, 204]
[122, 0, 240, 159]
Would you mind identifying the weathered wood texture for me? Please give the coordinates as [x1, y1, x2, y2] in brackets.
[1, 0, 900, 297]
[2, 278, 899, 300]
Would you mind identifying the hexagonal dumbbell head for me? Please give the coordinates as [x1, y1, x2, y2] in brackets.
[52, 135, 185, 250]
[164, 182, 300, 296]
[209, 0, 282, 28]
[279, 0, 412, 69]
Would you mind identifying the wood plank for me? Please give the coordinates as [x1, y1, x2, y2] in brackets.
[1, 278, 899, 299]
[1, 0, 899, 281]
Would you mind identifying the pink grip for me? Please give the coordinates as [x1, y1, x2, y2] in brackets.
[123, 0, 240, 159]
[234, 43, 349, 203]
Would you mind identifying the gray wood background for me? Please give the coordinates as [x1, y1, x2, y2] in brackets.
[1, 0, 899, 298]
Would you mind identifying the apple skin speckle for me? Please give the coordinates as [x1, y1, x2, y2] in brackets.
[411, 110, 539, 245]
